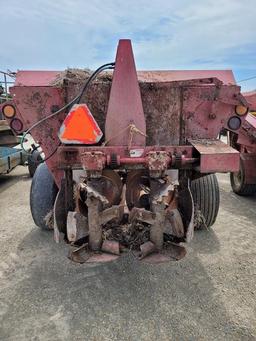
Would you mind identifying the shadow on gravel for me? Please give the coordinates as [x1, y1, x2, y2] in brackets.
[191, 228, 220, 255]
[0, 169, 31, 193]
[0, 227, 253, 341]
[219, 188, 256, 221]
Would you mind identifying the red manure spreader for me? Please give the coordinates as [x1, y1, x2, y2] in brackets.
[1, 40, 249, 263]
[229, 91, 256, 196]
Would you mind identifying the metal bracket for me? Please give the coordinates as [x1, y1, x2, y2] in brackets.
[85, 186, 124, 251]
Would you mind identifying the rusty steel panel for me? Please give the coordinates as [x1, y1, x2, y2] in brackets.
[189, 139, 240, 173]
[105, 40, 146, 147]
[80, 152, 106, 171]
[57, 145, 194, 170]
[147, 151, 171, 171]
[65, 78, 244, 146]
[182, 84, 244, 142]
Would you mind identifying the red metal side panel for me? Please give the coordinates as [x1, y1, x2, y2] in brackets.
[182, 84, 245, 141]
[9, 86, 65, 186]
[189, 139, 240, 173]
[15, 71, 60, 87]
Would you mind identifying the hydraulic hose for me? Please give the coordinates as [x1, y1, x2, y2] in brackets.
[20, 62, 115, 162]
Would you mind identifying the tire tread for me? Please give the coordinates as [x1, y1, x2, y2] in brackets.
[191, 174, 220, 229]
[30, 163, 58, 230]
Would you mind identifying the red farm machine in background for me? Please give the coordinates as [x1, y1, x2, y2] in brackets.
[0, 40, 249, 263]
[229, 91, 256, 195]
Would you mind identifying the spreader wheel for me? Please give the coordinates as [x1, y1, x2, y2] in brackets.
[190, 174, 220, 229]
[230, 160, 256, 196]
[30, 162, 58, 230]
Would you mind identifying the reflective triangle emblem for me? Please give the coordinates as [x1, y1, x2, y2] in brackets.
[59, 104, 103, 144]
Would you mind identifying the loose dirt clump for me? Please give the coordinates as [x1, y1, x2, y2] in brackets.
[193, 205, 207, 230]
[44, 209, 54, 230]
[103, 221, 150, 251]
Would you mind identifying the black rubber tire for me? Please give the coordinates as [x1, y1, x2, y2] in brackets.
[30, 162, 58, 230]
[190, 174, 220, 229]
[28, 150, 42, 177]
[230, 161, 256, 196]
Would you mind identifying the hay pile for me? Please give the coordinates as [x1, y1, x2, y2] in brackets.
[51, 68, 112, 87]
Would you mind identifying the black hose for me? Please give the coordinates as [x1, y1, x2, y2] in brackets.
[20, 62, 115, 162]
[76, 62, 115, 104]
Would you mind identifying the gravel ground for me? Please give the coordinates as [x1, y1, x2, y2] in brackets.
[0, 166, 255, 341]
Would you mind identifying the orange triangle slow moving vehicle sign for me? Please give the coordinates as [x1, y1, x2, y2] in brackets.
[59, 104, 103, 144]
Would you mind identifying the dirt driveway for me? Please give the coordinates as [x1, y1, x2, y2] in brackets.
[0, 167, 255, 341]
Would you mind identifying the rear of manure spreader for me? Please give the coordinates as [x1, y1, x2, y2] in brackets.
[1, 40, 249, 263]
